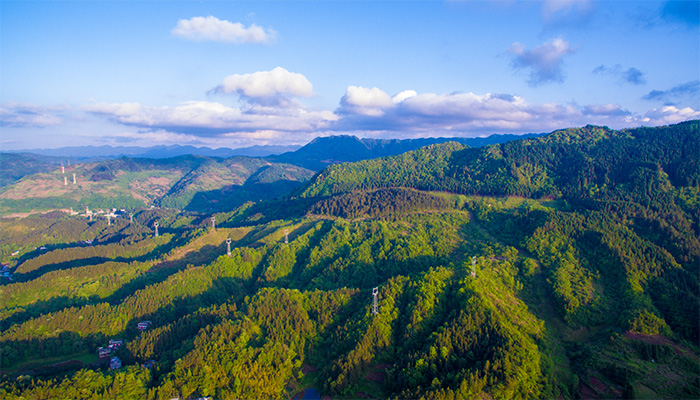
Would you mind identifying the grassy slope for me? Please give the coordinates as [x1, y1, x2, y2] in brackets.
[0, 156, 315, 215]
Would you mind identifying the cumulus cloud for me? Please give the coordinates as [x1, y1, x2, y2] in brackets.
[83, 82, 699, 144]
[643, 80, 699, 105]
[392, 90, 418, 103]
[508, 38, 576, 86]
[333, 87, 583, 134]
[84, 100, 336, 136]
[332, 86, 697, 135]
[0, 102, 66, 128]
[339, 86, 394, 117]
[593, 64, 646, 85]
[642, 105, 700, 125]
[211, 67, 313, 106]
[172, 16, 276, 44]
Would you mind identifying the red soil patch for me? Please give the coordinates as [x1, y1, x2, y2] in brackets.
[363, 363, 390, 382]
[624, 331, 698, 360]
[579, 382, 601, 400]
[364, 369, 386, 382]
[588, 376, 609, 395]
[302, 363, 319, 374]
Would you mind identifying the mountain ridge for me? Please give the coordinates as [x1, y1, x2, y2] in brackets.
[268, 132, 545, 170]
[3, 144, 301, 160]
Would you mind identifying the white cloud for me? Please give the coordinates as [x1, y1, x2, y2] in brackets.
[508, 37, 576, 86]
[84, 100, 336, 135]
[339, 86, 394, 116]
[642, 106, 700, 125]
[172, 16, 276, 44]
[392, 90, 418, 104]
[82, 85, 699, 144]
[333, 89, 583, 133]
[0, 102, 66, 128]
[332, 87, 697, 135]
[212, 67, 313, 105]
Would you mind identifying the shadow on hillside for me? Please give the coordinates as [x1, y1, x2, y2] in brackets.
[0, 273, 250, 376]
[232, 225, 282, 248]
[11, 228, 190, 283]
[185, 181, 306, 213]
[0, 295, 99, 332]
[2, 250, 451, 382]
[103, 243, 225, 305]
[222, 197, 318, 228]
[1, 243, 226, 331]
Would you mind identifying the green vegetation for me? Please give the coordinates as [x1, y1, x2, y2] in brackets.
[0, 155, 314, 215]
[0, 121, 697, 399]
[0, 153, 63, 188]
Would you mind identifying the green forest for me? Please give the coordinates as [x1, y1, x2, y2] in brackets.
[0, 121, 698, 399]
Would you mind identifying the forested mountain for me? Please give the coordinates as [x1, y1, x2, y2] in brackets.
[0, 153, 71, 188]
[1, 132, 539, 190]
[0, 155, 314, 215]
[268, 132, 544, 171]
[0, 132, 542, 212]
[300, 122, 699, 199]
[0, 121, 698, 399]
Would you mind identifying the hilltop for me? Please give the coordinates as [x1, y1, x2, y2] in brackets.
[268, 132, 544, 171]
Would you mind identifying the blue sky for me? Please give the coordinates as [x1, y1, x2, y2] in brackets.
[1, 0, 698, 150]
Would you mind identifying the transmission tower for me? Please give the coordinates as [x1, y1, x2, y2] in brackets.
[210, 216, 216, 230]
[372, 287, 379, 315]
[471, 256, 477, 278]
[284, 229, 289, 244]
[107, 215, 111, 226]
[64, 176, 68, 186]
[72, 173, 77, 185]
[154, 221, 159, 237]
[129, 213, 134, 224]
[226, 237, 232, 256]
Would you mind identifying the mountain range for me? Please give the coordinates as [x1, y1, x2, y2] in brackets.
[3, 144, 301, 160]
[0, 132, 544, 190]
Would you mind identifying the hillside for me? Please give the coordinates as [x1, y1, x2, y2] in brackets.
[0, 153, 71, 188]
[1, 133, 538, 189]
[0, 155, 314, 215]
[0, 122, 697, 399]
[268, 132, 544, 171]
[299, 122, 699, 199]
